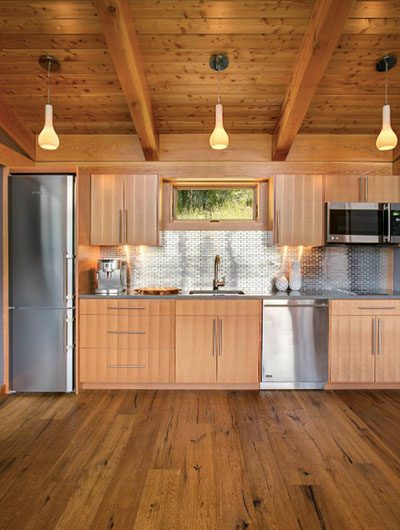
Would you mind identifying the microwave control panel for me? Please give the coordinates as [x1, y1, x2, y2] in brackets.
[391, 207, 400, 242]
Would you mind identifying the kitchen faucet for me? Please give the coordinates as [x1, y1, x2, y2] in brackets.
[213, 255, 225, 291]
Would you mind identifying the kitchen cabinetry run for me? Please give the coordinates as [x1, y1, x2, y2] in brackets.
[90, 173, 159, 246]
[329, 300, 400, 385]
[175, 300, 260, 384]
[325, 174, 400, 203]
[274, 174, 324, 246]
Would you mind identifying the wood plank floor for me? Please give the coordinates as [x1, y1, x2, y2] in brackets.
[1, 390, 400, 530]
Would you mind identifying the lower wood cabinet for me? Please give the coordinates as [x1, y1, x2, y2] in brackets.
[329, 301, 400, 384]
[175, 301, 260, 384]
[79, 298, 260, 387]
[79, 299, 175, 385]
[330, 316, 375, 383]
[80, 348, 174, 383]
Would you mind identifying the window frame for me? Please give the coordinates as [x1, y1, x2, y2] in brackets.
[161, 178, 271, 231]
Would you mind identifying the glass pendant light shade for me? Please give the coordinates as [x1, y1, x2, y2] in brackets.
[38, 104, 59, 150]
[209, 103, 229, 150]
[376, 104, 398, 151]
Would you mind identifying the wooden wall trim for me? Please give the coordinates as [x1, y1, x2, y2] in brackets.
[2, 168, 9, 392]
[34, 133, 391, 164]
[47, 161, 392, 177]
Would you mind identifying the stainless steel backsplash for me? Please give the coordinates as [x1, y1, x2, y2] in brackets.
[100, 231, 391, 294]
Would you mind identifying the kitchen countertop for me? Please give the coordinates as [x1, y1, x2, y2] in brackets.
[79, 289, 400, 300]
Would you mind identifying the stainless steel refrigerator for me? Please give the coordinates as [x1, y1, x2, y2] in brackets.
[9, 174, 75, 392]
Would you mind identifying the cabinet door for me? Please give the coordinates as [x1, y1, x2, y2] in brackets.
[364, 175, 400, 202]
[124, 174, 159, 246]
[375, 316, 400, 383]
[275, 174, 324, 246]
[325, 175, 400, 203]
[176, 316, 217, 383]
[217, 316, 259, 384]
[324, 175, 364, 202]
[330, 316, 375, 383]
[90, 174, 124, 245]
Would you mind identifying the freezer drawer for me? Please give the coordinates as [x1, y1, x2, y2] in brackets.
[10, 308, 74, 392]
[262, 299, 328, 389]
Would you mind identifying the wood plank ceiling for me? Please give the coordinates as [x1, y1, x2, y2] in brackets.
[0, 0, 399, 136]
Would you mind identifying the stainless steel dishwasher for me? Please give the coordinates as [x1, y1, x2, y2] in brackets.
[261, 299, 329, 389]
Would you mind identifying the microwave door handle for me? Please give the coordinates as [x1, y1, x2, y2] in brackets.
[383, 204, 390, 243]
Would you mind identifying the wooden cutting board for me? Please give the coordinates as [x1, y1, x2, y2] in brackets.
[134, 287, 181, 296]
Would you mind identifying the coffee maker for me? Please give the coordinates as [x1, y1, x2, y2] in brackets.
[95, 258, 127, 295]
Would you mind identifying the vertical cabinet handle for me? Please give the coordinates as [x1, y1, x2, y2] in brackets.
[359, 177, 363, 202]
[276, 209, 280, 244]
[372, 318, 376, 355]
[365, 176, 368, 202]
[219, 317, 223, 356]
[124, 209, 128, 244]
[212, 318, 216, 356]
[377, 318, 382, 355]
[119, 209, 123, 244]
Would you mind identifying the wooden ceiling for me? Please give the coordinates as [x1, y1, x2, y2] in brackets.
[0, 0, 399, 139]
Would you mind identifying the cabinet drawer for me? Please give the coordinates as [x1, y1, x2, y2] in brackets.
[176, 299, 260, 316]
[79, 315, 175, 349]
[331, 300, 400, 316]
[80, 348, 174, 383]
[80, 299, 175, 316]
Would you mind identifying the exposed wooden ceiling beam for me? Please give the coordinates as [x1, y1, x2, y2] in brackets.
[92, 0, 159, 161]
[272, 0, 355, 161]
[0, 143, 34, 167]
[0, 95, 35, 160]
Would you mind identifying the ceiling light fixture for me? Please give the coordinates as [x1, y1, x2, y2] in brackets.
[209, 54, 229, 150]
[38, 55, 60, 150]
[376, 54, 398, 151]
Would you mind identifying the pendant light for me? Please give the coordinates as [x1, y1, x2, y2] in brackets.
[209, 54, 229, 150]
[376, 54, 398, 151]
[38, 55, 60, 150]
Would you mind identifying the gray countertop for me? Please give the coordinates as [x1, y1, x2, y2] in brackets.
[79, 289, 400, 300]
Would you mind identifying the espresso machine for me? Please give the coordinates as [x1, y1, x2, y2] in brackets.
[95, 259, 127, 295]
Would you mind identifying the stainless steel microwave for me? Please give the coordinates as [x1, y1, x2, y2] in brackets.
[326, 203, 400, 244]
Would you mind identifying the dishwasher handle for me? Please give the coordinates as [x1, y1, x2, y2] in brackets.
[263, 302, 329, 308]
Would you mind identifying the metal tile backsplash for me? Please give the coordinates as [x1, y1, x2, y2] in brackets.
[100, 231, 390, 294]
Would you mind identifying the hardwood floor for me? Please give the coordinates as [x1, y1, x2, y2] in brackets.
[1, 390, 400, 530]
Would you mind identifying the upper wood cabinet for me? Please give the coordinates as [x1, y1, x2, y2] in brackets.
[325, 174, 400, 203]
[274, 174, 324, 246]
[90, 173, 159, 246]
[90, 174, 124, 245]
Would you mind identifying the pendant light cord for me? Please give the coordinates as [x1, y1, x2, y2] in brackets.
[47, 59, 51, 105]
[217, 70, 221, 104]
[385, 58, 388, 106]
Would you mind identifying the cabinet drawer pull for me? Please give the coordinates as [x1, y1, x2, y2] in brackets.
[357, 307, 396, 311]
[107, 331, 146, 335]
[107, 306, 145, 310]
[107, 364, 145, 369]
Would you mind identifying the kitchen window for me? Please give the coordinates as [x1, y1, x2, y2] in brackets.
[162, 179, 271, 230]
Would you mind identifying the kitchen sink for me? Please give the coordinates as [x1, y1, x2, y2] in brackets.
[189, 289, 245, 295]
